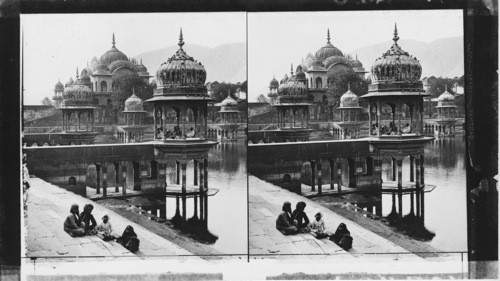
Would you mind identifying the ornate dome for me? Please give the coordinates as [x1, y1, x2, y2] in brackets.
[54, 80, 64, 91]
[156, 29, 207, 88]
[280, 74, 289, 84]
[270, 76, 279, 88]
[100, 34, 128, 65]
[315, 29, 344, 62]
[323, 55, 350, 69]
[135, 59, 148, 74]
[340, 85, 360, 108]
[437, 85, 455, 103]
[277, 79, 308, 104]
[309, 57, 326, 71]
[370, 24, 423, 92]
[65, 77, 74, 88]
[350, 55, 363, 68]
[124, 93, 145, 112]
[92, 60, 110, 75]
[80, 69, 91, 84]
[62, 81, 93, 107]
[108, 59, 137, 74]
[220, 94, 238, 106]
[295, 66, 307, 82]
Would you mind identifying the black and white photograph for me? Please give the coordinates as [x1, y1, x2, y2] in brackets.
[247, 10, 468, 266]
[20, 12, 248, 273]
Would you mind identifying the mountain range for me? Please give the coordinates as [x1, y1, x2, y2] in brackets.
[134, 42, 247, 84]
[350, 36, 464, 79]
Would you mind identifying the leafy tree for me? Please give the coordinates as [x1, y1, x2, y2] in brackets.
[239, 81, 248, 93]
[210, 82, 240, 102]
[256, 94, 268, 103]
[326, 70, 368, 108]
[427, 77, 458, 97]
[110, 73, 155, 112]
[40, 97, 53, 106]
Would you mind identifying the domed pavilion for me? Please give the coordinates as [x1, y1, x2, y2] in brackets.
[145, 29, 217, 229]
[435, 85, 457, 137]
[335, 83, 364, 139]
[118, 90, 148, 143]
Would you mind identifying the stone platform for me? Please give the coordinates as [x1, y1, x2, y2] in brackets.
[25, 177, 198, 259]
[249, 176, 424, 260]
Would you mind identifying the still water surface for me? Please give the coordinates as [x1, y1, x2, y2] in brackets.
[380, 137, 467, 252]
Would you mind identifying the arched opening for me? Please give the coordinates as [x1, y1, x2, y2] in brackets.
[100, 81, 107, 92]
[132, 161, 141, 191]
[315, 77, 323, 89]
[283, 174, 291, 184]
[150, 160, 158, 179]
[347, 158, 356, 188]
[365, 156, 374, 176]
[68, 176, 76, 186]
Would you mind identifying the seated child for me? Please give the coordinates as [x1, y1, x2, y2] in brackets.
[309, 212, 328, 239]
[96, 214, 116, 241]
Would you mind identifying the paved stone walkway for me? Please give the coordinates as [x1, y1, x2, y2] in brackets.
[249, 176, 424, 261]
[25, 177, 198, 259]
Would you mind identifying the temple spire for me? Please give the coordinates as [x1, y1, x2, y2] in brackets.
[393, 23, 399, 44]
[445, 84, 448, 92]
[327, 28, 331, 43]
[112, 33, 116, 47]
[178, 28, 185, 49]
[290, 63, 294, 75]
[347, 82, 351, 91]
[76, 67, 79, 79]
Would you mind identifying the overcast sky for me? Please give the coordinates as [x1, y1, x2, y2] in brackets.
[22, 13, 246, 105]
[248, 10, 463, 101]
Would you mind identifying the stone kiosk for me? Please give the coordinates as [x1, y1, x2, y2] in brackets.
[146, 30, 218, 230]
[334, 83, 364, 140]
[435, 85, 457, 137]
[118, 91, 148, 143]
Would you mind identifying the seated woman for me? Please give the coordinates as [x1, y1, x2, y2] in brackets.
[172, 126, 183, 139]
[164, 130, 172, 139]
[309, 212, 328, 239]
[118, 225, 140, 253]
[276, 201, 298, 235]
[80, 204, 97, 235]
[63, 204, 85, 237]
[292, 201, 310, 233]
[330, 223, 353, 250]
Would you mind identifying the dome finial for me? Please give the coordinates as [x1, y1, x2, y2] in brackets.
[347, 81, 351, 91]
[393, 23, 399, 44]
[327, 28, 331, 43]
[290, 63, 294, 75]
[178, 28, 185, 49]
[112, 33, 116, 47]
[356, 54, 358, 60]
[76, 67, 79, 79]
[445, 84, 448, 92]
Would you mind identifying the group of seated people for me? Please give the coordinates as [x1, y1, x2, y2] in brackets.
[372, 122, 412, 135]
[275, 201, 353, 249]
[63, 203, 140, 252]
[156, 126, 196, 139]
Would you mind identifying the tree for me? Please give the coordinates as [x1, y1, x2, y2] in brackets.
[210, 82, 240, 102]
[427, 77, 459, 98]
[326, 70, 368, 108]
[256, 94, 268, 103]
[40, 97, 53, 106]
[110, 73, 155, 112]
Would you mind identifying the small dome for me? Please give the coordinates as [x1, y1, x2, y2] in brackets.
[340, 86, 360, 108]
[108, 59, 137, 74]
[124, 93, 144, 112]
[54, 80, 64, 91]
[80, 69, 91, 84]
[438, 86, 455, 102]
[100, 33, 128, 65]
[270, 77, 279, 88]
[220, 94, 238, 106]
[315, 29, 344, 62]
[63, 82, 93, 106]
[135, 59, 148, 74]
[277, 79, 308, 104]
[280, 74, 289, 84]
[370, 24, 422, 85]
[93, 60, 110, 74]
[323, 55, 350, 69]
[295, 66, 307, 81]
[156, 30, 207, 88]
[65, 77, 74, 88]
[350, 55, 363, 68]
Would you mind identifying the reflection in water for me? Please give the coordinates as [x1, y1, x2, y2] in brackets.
[349, 137, 465, 251]
[137, 142, 247, 253]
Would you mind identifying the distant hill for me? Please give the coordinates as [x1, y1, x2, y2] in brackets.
[134, 42, 246, 83]
[349, 36, 464, 79]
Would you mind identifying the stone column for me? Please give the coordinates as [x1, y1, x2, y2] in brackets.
[176, 161, 180, 185]
[193, 159, 198, 186]
[96, 164, 101, 194]
[122, 163, 127, 196]
[181, 163, 187, 222]
[376, 100, 381, 137]
[420, 154, 425, 187]
[310, 161, 316, 192]
[330, 160, 335, 190]
[398, 191, 403, 219]
[397, 158, 403, 191]
[199, 160, 204, 222]
[102, 163, 108, 197]
[203, 158, 208, 228]
[114, 163, 119, 192]
[337, 161, 342, 193]
[410, 191, 415, 215]
[317, 159, 322, 195]
[391, 157, 396, 181]
[410, 156, 414, 182]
